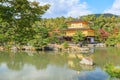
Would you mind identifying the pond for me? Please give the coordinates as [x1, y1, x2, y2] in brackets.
[0, 47, 120, 80]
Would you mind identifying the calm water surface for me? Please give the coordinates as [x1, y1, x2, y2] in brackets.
[0, 47, 120, 80]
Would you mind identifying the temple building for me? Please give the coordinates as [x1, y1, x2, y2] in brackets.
[63, 19, 95, 43]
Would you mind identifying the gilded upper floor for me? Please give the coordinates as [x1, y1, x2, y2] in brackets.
[65, 20, 95, 37]
[66, 19, 90, 29]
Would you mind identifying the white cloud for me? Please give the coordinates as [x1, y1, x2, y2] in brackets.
[104, 0, 120, 15]
[37, 0, 92, 18]
[67, 2, 91, 17]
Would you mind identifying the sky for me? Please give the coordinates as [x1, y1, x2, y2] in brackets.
[32, 0, 120, 18]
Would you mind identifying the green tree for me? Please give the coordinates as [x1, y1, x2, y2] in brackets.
[29, 21, 50, 50]
[63, 41, 69, 49]
[0, 0, 50, 45]
[105, 35, 117, 46]
[105, 64, 120, 79]
[72, 31, 84, 44]
[49, 32, 60, 44]
[116, 32, 120, 43]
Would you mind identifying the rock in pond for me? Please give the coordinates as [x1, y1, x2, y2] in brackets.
[80, 57, 93, 66]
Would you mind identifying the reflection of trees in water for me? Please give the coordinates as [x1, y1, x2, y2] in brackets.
[67, 53, 95, 71]
[0, 51, 68, 71]
[7, 62, 23, 70]
[0, 51, 96, 71]
[92, 48, 120, 68]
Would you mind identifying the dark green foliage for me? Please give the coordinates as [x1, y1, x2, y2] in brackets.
[105, 32, 120, 46]
[72, 31, 84, 44]
[104, 64, 120, 79]
[29, 22, 50, 49]
[63, 41, 69, 49]
[49, 32, 59, 44]
[105, 35, 117, 46]
[83, 13, 118, 18]
[0, 0, 50, 45]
